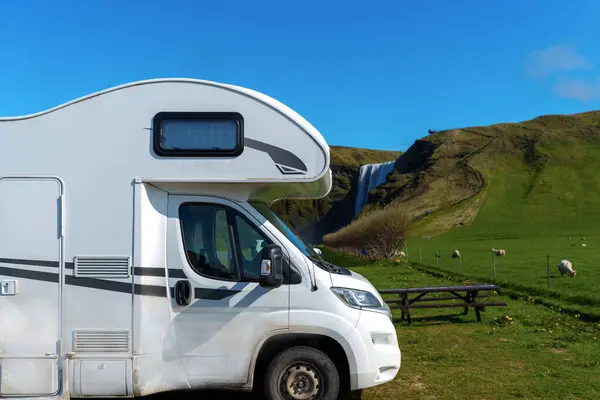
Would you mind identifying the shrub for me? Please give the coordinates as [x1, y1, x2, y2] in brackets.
[322, 206, 410, 260]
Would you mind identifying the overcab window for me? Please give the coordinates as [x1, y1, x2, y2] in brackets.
[153, 112, 244, 157]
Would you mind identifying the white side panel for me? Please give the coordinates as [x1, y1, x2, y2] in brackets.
[131, 183, 188, 396]
[0, 79, 329, 184]
[0, 359, 58, 396]
[0, 177, 62, 396]
[69, 359, 133, 397]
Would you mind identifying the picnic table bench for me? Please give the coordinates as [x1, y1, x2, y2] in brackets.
[379, 284, 507, 324]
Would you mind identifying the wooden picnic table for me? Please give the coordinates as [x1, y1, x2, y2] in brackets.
[379, 284, 507, 324]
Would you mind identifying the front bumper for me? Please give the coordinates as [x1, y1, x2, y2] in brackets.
[342, 309, 401, 390]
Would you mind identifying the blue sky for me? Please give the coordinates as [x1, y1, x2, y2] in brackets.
[2, 0, 600, 151]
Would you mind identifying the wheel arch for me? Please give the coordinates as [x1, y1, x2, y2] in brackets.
[248, 331, 358, 394]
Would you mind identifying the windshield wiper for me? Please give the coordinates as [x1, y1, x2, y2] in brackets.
[308, 256, 333, 271]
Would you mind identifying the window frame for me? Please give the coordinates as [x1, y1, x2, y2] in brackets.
[229, 209, 273, 283]
[152, 111, 244, 158]
[178, 201, 301, 285]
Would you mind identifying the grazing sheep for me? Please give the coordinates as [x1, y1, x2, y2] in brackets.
[491, 248, 506, 256]
[391, 249, 406, 257]
[452, 249, 461, 258]
[557, 259, 576, 277]
[581, 243, 587, 247]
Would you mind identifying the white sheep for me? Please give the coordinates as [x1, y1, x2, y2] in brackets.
[391, 249, 406, 257]
[491, 248, 506, 256]
[557, 259, 576, 277]
[452, 249, 461, 258]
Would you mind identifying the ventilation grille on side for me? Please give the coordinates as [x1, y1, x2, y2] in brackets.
[74, 330, 131, 352]
[74, 256, 130, 278]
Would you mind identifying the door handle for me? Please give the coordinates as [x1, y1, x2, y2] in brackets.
[174, 280, 192, 306]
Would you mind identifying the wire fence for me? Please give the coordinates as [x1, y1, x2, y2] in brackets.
[401, 245, 593, 296]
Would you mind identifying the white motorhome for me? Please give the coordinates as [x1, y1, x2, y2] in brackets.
[0, 78, 400, 400]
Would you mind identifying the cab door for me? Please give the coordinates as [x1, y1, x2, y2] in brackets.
[166, 195, 290, 385]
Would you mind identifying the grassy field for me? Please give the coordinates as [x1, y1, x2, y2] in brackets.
[322, 248, 600, 400]
[401, 143, 600, 319]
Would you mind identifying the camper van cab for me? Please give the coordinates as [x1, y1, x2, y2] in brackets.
[0, 79, 400, 400]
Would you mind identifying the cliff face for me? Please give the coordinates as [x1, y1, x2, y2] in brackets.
[271, 146, 402, 244]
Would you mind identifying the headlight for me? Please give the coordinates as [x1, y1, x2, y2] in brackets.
[330, 287, 382, 309]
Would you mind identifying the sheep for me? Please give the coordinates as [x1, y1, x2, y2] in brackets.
[557, 259, 576, 277]
[491, 248, 506, 256]
[391, 249, 406, 257]
[452, 249, 461, 258]
[581, 243, 587, 247]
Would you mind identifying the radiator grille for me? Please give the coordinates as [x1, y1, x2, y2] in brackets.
[74, 256, 130, 278]
[74, 330, 130, 352]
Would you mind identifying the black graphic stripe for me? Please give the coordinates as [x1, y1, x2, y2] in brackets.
[0, 260, 240, 300]
[245, 138, 308, 173]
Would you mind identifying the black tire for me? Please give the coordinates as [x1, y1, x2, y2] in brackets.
[264, 345, 340, 400]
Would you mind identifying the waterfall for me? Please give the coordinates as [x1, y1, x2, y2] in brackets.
[354, 160, 396, 216]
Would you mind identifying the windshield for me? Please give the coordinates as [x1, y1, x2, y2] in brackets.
[249, 200, 324, 262]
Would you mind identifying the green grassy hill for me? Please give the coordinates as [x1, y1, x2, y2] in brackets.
[331, 110, 600, 237]
[317, 110, 600, 317]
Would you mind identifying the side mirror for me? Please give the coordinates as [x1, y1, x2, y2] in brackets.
[174, 280, 193, 306]
[259, 244, 283, 288]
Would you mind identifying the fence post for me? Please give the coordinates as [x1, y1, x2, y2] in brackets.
[492, 252, 496, 281]
[419, 247, 422, 264]
[436, 249, 439, 268]
[547, 254, 550, 289]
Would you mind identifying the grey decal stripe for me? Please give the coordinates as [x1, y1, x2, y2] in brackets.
[133, 267, 187, 278]
[168, 287, 239, 300]
[0, 266, 59, 283]
[168, 269, 187, 279]
[195, 287, 239, 300]
[0, 260, 240, 300]
[245, 138, 308, 173]
[0, 258, 185, 278]
[65, 275, 133, 294]
[134, 267, 164, 276]
[0, 257, 60, 268]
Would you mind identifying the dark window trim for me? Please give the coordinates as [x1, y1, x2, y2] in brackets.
[224, 206, 242, 281]
[153, 111, 244, 158]
[214, 206, 241, 281]
[230, 210, 272, 283]
[178, 202, 301, 285]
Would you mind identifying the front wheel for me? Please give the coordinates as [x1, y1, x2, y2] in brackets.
[264, 345, 340, 400]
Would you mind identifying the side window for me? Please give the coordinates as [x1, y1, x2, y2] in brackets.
[180, 204, 238, 281]
[233, 213, 272, 281]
